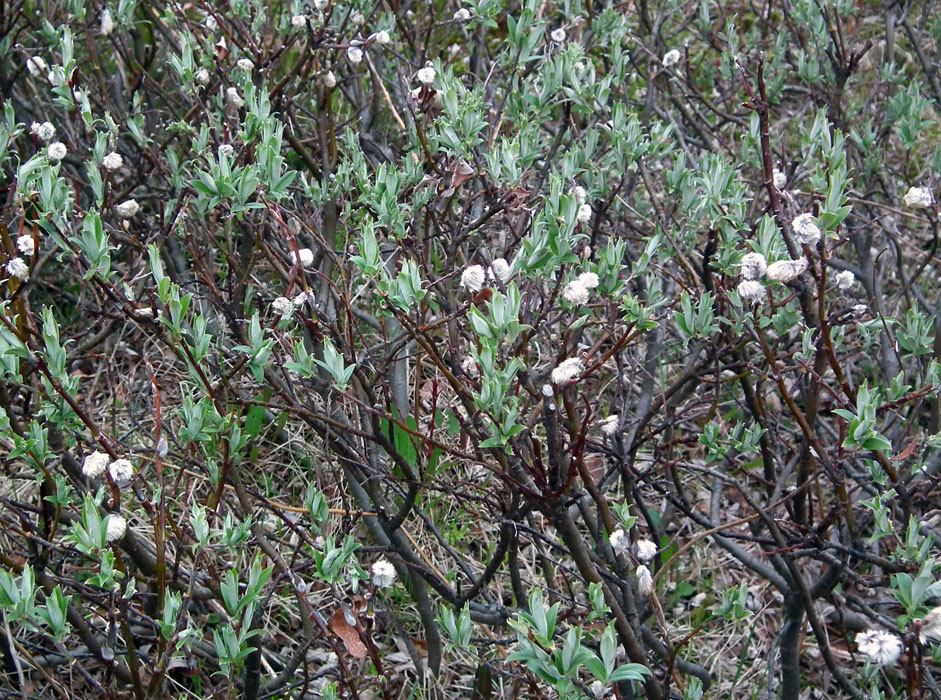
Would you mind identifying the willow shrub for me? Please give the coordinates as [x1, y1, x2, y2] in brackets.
[2, 1, 941, 699]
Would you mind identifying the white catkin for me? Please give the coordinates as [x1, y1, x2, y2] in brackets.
[461, 265, 485, 292]
[737, 280, 766, 304]
[791, 213, 821, 246]
[562, 280, 590, 305]
[766, 258, 808, 283]
[106, 515, 127, 542]
[609, 528, 630, 555]
[856, 630, 902, 665]
[551, 358, 583, 385]
[903, 186, 934, 209]
[371, 559, 397, 588]
[739, 252, 767, 280]
[82, 451, 110, 479]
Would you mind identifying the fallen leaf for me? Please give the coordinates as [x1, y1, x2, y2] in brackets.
[450, 160, 476, 190]
[330, 607, 367, 658]
[583, 453, 606, 483]
[891, 437, 919, 462]
[472, 662, 493, 700]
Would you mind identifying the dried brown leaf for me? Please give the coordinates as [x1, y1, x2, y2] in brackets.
[330, 607, 367, 659]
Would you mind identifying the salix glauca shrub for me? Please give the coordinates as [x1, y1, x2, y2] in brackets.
[2, 0, 941, 699]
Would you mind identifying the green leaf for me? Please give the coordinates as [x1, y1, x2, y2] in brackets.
[221, 570, 239, 615]
[393, 414, 419, 468]
[609, 663, 652, 682]
[862, 434, 892, 452]
[243, 404, 267, 439]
